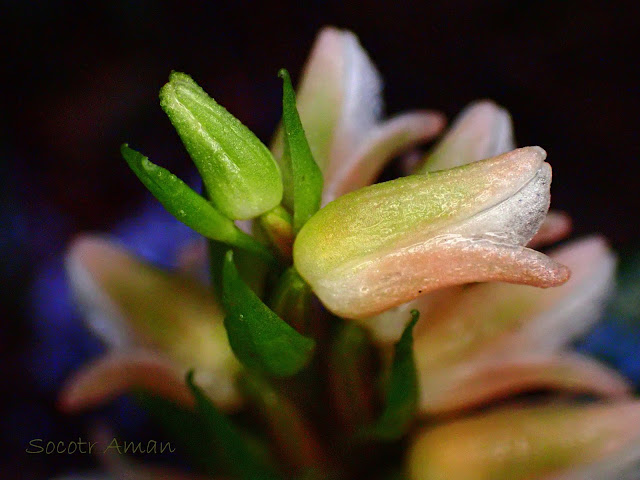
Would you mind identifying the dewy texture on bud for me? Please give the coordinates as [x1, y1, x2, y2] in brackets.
[294, 147, 570, 319]
[160, 72, 283, 220]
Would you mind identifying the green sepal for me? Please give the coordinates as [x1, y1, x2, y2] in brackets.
[278, 69, 323, 233]
[122, 144, 274, 262]
[186, 371, 282, 480]
[222, 250, 316, 377]
[358, 310, 420, 441]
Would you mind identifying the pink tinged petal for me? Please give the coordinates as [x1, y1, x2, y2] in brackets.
[359, 287, 464, 345]
[66, 235, 239, 377]
[295, 147, 569, 319]
[410, 237, 613, 367]
[58, 350, 196, 413]
[500, 235, 616, 354]
[323, 110, 446, 203]
[407, 401, 640, 480]
[418, 353, 631, 415]
[528, 211, 573, 248]
[416, 100, 515, 173]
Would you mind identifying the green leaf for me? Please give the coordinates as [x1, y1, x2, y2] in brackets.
[222, 250, 316, 376]
[160, 72, 283, 220]
[186, 371, 282, 480]
[278, 69, 323, 233]
[122, 144, 274, 262]
[359, 310, 420, 441]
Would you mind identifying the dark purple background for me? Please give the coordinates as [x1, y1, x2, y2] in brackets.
[2, 1, 639, 478]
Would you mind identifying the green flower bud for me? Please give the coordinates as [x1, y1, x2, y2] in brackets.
[160, 72, 283, 220]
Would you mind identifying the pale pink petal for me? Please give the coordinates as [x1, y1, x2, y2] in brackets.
[416, 100, 515, 173]
[501, 236, 616, 354]
[527, 211, 573, 248]
[408, 401, 640, 480]
[66, 236, 240, 392]
[358, 287, 463, 345]
[314, 237, 569, 319]
[419, 353, 631, 415]
[410, 236, 613, 366]
[59, 350, 195, 412]
[325, 29, 383, 181]
[324, 110, 445, 203]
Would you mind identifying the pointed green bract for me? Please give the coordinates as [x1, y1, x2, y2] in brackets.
[122, 144, 274, 262]
[279, 69, 324, 233]
[360, 310, 419, 441]
[186, 371, 282, 480]
[160, 72, 283, 220]
[222, 250, 315, 377]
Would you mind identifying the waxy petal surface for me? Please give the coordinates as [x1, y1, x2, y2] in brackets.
[59, 350, 196, 412]
[295, 148, 568, 318]
[419, 353, 630, 415]
[408, 402, 640, 480]
[324, 111, 445, 203]
[66, 236, 240, 401]
[417, 100, 514, 173]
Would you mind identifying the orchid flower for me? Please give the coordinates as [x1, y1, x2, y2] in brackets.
[294, 146, 570, 319]
[407, 401, 640, 480]
[56, 25, 637, 480]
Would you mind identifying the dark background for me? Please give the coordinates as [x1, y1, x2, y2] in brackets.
[2, 1, 639, 478]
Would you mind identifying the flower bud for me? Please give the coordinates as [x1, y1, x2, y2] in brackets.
[294, 147, 570, 319]
[407, 402, 640, 480]
[160, 72, 283, 220]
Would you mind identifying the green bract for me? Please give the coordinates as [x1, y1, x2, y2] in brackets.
[222, 250, 316, 377]
[360, 310, 419, 441]
[122, 145, 274, 261]
[160, 72, 283, 220]
[187, 372, 282, 480]
[278, 69, 323, 233]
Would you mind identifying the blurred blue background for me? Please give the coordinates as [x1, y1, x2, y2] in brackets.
[1, 1, 639, 478]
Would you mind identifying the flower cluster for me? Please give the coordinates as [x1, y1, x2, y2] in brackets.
[59, 27, 640, 480]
